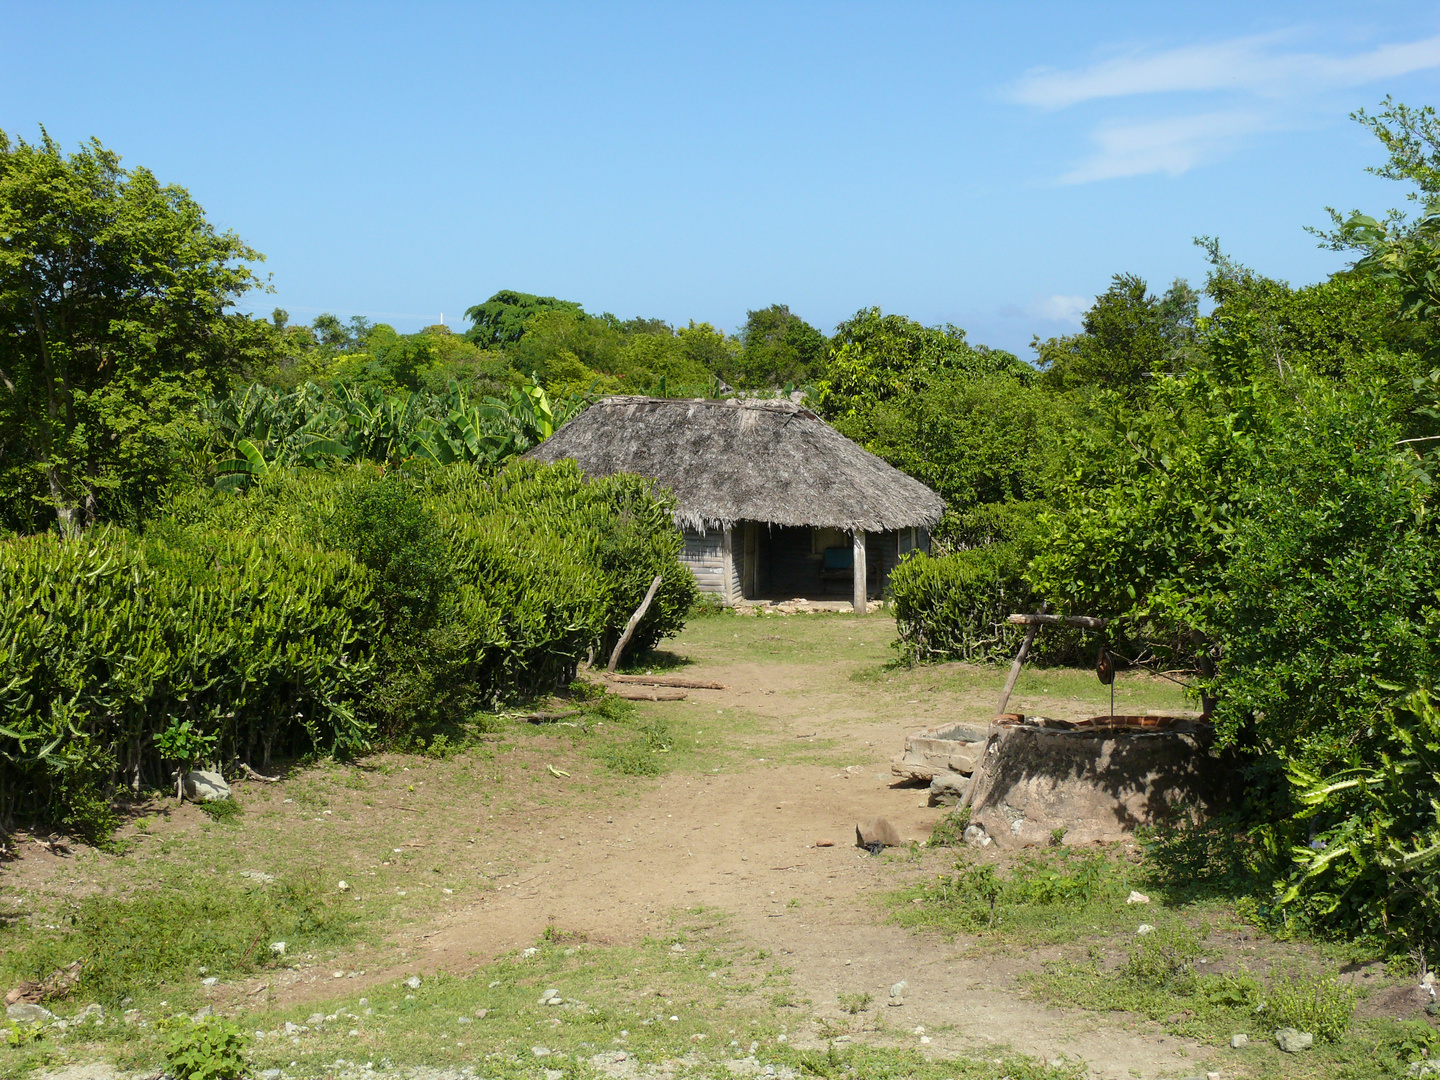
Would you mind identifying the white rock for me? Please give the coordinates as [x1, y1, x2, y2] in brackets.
[1231, 1033, 1249, 1048]
[405, 976, 422, 990]
[337, 881, 350, 893]
[1136, 924, 1156, 935]
[270, 942, 287, 956]
[202, 977, 218, 987]
[1126, 891, 1151, 905]
[183, 769, 232, 802]
[6, 1004, 55, 1024]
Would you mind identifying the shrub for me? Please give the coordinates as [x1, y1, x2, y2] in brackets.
[1279, 688, 1440, 956]
[890, 545, 1088, 665]
[1259, 974, 1355, 1043]
[0, 527, 379, 833]
[163, 1016, 249, 1080]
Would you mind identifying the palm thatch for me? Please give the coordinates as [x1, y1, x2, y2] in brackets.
[526, 396, 945, 533]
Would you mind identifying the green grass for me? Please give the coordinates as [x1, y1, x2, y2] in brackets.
[3, 921, 1090, 1080]
[889, 847, 1144, 945]
[0, 871, 359, 1007]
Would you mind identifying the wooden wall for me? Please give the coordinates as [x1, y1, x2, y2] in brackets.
[681, 522, 921, 604]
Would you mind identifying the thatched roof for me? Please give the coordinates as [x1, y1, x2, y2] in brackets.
[526, 396, 945, 533]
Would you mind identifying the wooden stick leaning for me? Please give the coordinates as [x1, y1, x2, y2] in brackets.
[607, 575, 663, 673]
[994, 603, 1051, 718]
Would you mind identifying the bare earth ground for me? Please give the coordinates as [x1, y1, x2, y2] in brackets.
[4, 612, 1391, 1079]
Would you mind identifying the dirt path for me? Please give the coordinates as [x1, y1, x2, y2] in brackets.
[362, 641, 1213, 1080]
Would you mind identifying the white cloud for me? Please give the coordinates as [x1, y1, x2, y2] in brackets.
[1002, 294, 1089, 324]
[1058, 110, 1271, 184]
[1028, 294, 1089, 322]
[1012, 33, 1440, 109]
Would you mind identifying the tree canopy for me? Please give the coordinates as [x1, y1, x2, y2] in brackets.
[0, 129, 268, 533]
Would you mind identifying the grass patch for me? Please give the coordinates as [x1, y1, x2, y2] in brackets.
[0, 871, 359, 1007]
[1027, 923, 1357, 1043]
[198, 798, 243, 824]
[890, 848, 1136, 944]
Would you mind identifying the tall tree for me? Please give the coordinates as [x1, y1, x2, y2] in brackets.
[0, 129, 267, 533]
[463, 290, 583, 348]
[1033, 274, 1197, 398]
[734, 304, 826, 388]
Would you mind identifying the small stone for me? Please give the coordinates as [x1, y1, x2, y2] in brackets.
[337, 881, 350, 892]
[202, 977, 218, 987]
[1230, 1033, 1249, 1048]
[6, 1003, 55, 1024]
[538, 989, 560, 1004]
[919, 1035, 931, 1044]
[348, 1028, 359, 1037]
[1126, 891, 1150, 905]
[261, 1071, 282, 1080]
[815, 838, 835, 847]
[1275, 1027, 1314, 1053]
[1136, 924, 1156, 935]
[1207, 1072, 1222, 1080]
[1407, 1061, 1440, 1077]
[333, 971, 345, 979]
[74, 1004, 103, 1024]
[405, 976, 422, 990]
[457, 1016, 472, 1024]
[284, 1021, 301, 1035]
[306, 1013, 324, 1026]
[856, 816, 902, 851]
[523, 947, 538, 958]
[887, 980, 907, 1006]
[532, 1046, 552, 1057]
[270, 942, 287, 956]
[475, 1008, 488, 1018]
[963, 824, 987, 845]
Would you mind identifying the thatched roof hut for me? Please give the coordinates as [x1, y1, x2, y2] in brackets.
[528, 396, 944, 611]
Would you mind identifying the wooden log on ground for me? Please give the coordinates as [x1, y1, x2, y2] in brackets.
[1005, 613, 1108, 630]
[610, 687, 688, 701]
[605, 674, 727, 690]
[607, 575, 663, 673]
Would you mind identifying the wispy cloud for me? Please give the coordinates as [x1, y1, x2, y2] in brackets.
[1012, 33, 1440, 109]
[1012, 31, 1440, 183]
[1002, 294, 1090, 325]
[1058, 110, 1272, 184]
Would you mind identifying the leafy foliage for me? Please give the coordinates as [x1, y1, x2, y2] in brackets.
[1279, 689, 1440, 956]
[0, 128, 269, 534]
[163, 1017, 249, 1080]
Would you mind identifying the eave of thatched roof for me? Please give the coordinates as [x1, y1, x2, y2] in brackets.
[526, 396, 945, 533]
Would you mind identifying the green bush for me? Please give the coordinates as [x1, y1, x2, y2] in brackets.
[163, 1016, 250, 1080]
[889, 545, 1088, 665]
[1279, 688, 1440, 955]
[1, 459, 696, 833]
[0, 527, 379, 834]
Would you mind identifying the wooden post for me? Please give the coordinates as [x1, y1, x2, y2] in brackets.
[720, 526, 735, 606]
[994, 603, 1050, 718]
[852, 529, 867, 615]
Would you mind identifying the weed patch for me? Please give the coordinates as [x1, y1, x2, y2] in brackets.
[1, 872, 358, 1006]
[890, 849, 1132, 943]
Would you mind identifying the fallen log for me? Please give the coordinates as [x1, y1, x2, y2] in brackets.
[605, 674, 727, 690]
[610, 687, 688, 701]
[519, 710, 583, 723]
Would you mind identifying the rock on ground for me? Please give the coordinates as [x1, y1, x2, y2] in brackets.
[182, 770, 232, 802]
[855, 816, 901, 850]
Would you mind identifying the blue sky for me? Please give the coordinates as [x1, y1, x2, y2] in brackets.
[6, 2, 1440, 356]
